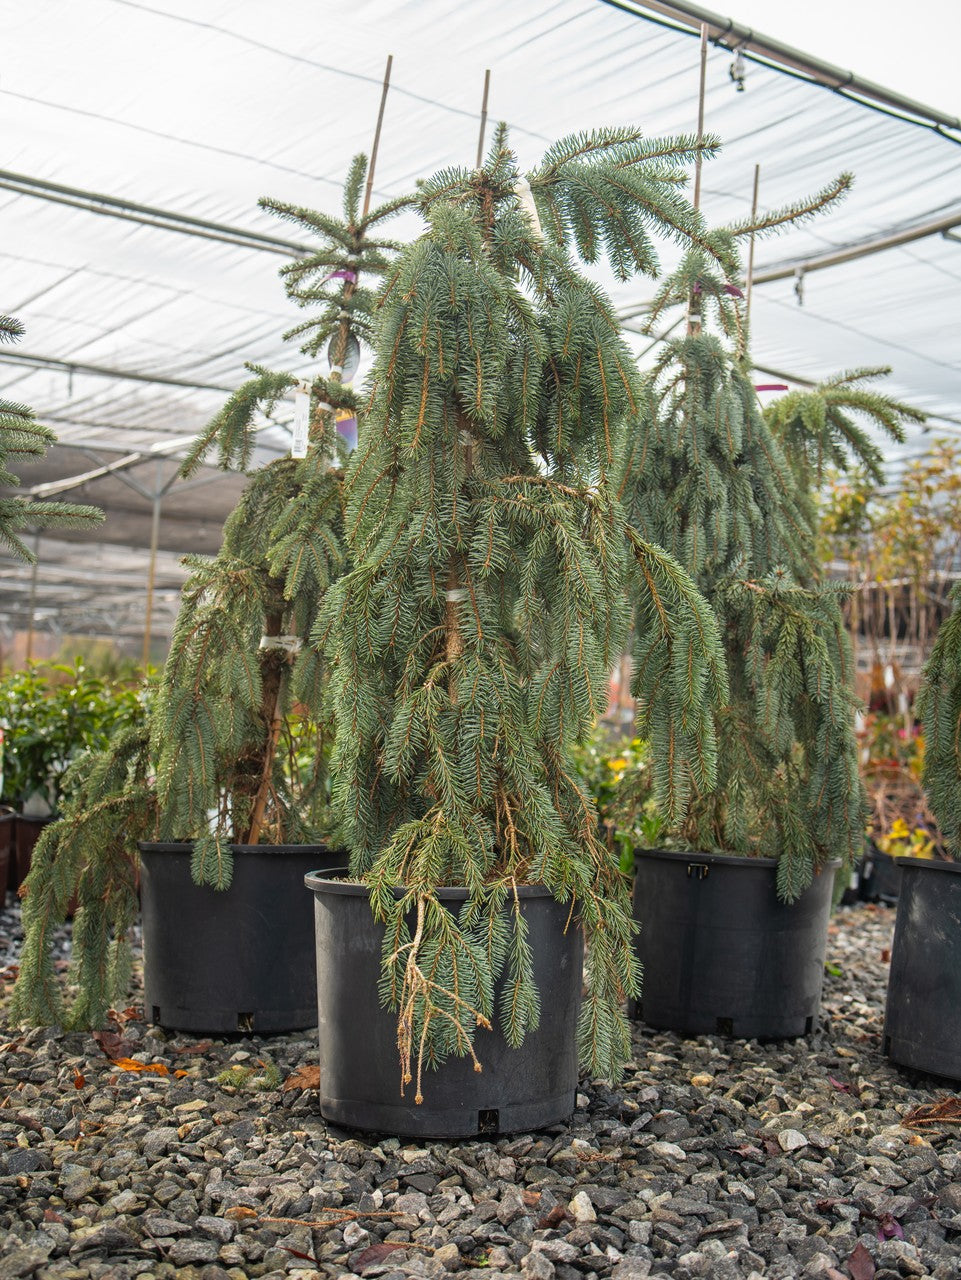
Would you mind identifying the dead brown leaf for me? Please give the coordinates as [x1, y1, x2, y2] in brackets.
[224, 1206, 259, 1221]
[282, 1064, 321, 1092]
[536, 1204, 570, 1230]
[110, 1058, 170, 1076]
[350, 1242, 409, 1273]
[91, 1026, 136, 1061]
[73, 1069, 85, 1089]
[847, 1241, 876, 1280]
[171, 1039, 214, 1055]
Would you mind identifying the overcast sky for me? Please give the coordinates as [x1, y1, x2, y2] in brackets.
[718, 0, 960, 118]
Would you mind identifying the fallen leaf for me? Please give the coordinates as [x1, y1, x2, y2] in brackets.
[110, 1058, 170, 1076]
[828, 1076, 852, 1093]
[880, 948, 891, 962]
[536, 1205, 570, 1230]
[92, 1026, 136, 1061]
[876, 1211, 904, 1241]
[521, 1189, 541, 1207]
[107, 1006, 142, 1024]
[224, 1206, 259, 1221]
[282, 1064, 321, 1092]
[761, 1136, 782, 1157]
[727, 1142, 765, 1159]
[847, 1241, 876, 1280]
[172, 1040, 214, 1055]
[350, 1242, 407, 1272]
[174, 1069, 189, 1078]
[43, 1209, 64, 1223]
[283, 1247, 318, 1263]
[73, 1069, 85, 1089]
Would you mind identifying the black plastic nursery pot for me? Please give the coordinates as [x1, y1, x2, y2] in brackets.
[305, 870, 584, 1139]
[630, 849, 839, 1039]
[13, 814, 53, 891]
[0, 809, 14, 902]
[883, 857, 961, 1080]
[859, 846, 903, 905]
[140, 842, 343, 1035]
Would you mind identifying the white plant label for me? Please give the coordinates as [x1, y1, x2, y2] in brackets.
[291, 383, 311, 458]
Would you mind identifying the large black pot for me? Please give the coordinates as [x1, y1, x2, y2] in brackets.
[884, 857, 961, 1080]
[631, 849, 838, 1039]
[140, 842, 343, 1034]
[305, 870, 583, 1139]
[13, 813, 54, 891]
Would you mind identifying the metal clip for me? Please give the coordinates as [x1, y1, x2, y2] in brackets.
[686, 862, 710, 880]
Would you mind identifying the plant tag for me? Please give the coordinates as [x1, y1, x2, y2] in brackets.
[291, 383, 310, 458]
[259, 635, 302, 655]
[513, 177, 543, 241]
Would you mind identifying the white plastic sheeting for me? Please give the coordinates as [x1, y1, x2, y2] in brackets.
[3, 0, 961, 641]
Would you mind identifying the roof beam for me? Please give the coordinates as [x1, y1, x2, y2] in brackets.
[752, 209, 961, 284]
[0, 349, 234, 393]
[601, 0, 961, 133]
[0, 168, 311, 257]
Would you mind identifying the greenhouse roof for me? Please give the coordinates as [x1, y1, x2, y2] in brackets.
[3, 0, 961, 646]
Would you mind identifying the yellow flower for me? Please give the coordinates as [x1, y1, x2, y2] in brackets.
[888, 818, 910, 839]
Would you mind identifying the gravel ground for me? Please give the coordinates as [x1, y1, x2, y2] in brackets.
[1, 901, 960, 1280]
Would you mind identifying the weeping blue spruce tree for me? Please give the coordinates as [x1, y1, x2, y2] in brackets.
[622, 190, 921, 898]
[0, 314, 103, 559]
[321, 125, 729, 1098]
[11, 157, 406, 1027]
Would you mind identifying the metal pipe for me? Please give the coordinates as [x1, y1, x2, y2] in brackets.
[600, 0, 961, 133]
[25, 533, 41, 663]
[692, 24, 708, 214]
[0, 350, 234, 393]
[0, 168, 310, 257]
[752, 209, 961, 284]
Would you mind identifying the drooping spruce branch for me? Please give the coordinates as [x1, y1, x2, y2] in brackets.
[918, 581, 961, 858]
[322, 125, 729, 1096]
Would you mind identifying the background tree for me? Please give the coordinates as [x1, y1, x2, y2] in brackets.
[621, 194, 919, 899]
[11, 157, 406, 1027]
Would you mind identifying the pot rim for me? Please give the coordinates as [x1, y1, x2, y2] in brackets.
[138, 840, 344, 855]
[893, 855, 961, 875]
[633, 847, 841, 872]
[305, 867, 562, 900]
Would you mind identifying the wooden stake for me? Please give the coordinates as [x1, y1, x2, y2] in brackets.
[688, 23, 710, 337]
[745, 164, 761, 325]
[362, 54, 393, 219]
[476, 69, 491, 168]
[692, 23, 709, 214]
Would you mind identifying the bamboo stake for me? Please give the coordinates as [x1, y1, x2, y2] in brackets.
[362, 55, 393, 219]
[687, 23, 709, 337]
[745, 163, 760, 325]
[476, 69, 491, 167]
[692, 23, 709, 214]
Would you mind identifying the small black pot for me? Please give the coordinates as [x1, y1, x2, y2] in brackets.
[631, 848, 838, 1039]
[304, 870, 583, 1139]
[883, 857, 961, 1080]
[139, 842, 343, 1034]
[859, 846, 903, 904]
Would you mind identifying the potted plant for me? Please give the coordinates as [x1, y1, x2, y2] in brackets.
[619, 210, 922, 1038]
[883, 583, 961, 1079]
[0, 312, 104, 895]
[11, 157, 406, 1034]
[305, 123, 731, 1139]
